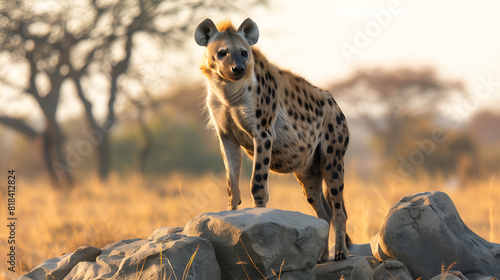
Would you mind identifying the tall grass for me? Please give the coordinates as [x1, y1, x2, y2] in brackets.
[0, 172, 498, 279]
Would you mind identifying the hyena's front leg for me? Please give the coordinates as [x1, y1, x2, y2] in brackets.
[251, 130, 272, 207]
[220, 137, 242, 210]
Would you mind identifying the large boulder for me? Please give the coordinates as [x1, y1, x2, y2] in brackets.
[183, 208, 329, 280]
[370, 191, 500, 280]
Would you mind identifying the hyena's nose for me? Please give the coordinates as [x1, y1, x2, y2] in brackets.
[231, 65, 245, 74]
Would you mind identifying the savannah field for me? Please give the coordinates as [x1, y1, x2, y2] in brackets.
[1, 171, 498, 279]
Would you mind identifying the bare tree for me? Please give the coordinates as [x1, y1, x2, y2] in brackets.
[0, 0, 266, 186]
[330, 66, 465, 160]
[0, 1, 76, 187]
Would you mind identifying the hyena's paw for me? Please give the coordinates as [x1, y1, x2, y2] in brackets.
[318, 250, 329, 263]
[333, 246, 348, 261]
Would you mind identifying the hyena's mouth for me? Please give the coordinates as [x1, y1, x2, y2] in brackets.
[221, 70, 247, 81]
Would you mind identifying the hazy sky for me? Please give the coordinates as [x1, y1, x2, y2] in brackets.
[208, 0, 500, 114]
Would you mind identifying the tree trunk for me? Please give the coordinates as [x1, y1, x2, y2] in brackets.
[43, 121, 73, 188]
[96, 132, 111, 181]
[137, 108, 153, 175]
[42, 128, 59, 187]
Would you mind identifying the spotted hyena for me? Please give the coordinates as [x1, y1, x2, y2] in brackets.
[194, 18, 350, 261]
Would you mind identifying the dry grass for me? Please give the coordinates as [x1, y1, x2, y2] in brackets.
[0, 172, 498, 279]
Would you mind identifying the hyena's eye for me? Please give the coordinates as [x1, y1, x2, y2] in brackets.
[241, 50, 248, 57]
[217, 50, 227, 58]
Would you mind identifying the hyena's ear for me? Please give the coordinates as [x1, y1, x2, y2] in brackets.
[237, 18, 259, 46]
[194, 18, 218, 47]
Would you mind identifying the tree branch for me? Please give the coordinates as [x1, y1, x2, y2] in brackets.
[0, 116, 39, 138]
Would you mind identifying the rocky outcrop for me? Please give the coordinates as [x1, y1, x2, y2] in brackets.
[19, 232, 220, 280]
[183, 208, 329, 280]
[18, 246, 101, 280]
[371, 191, 500, 280]
[17, 191, 500, 280]
[17, 210, 328, 280]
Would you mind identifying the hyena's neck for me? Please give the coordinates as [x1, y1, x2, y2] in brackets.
[208, 69, 256, 107]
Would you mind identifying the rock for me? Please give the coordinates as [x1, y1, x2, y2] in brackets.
[19, 233, 220, 280]
[65, 238, 147, 280]
[312, 255, 373, 280]
[183, 208, 329, 280]
[429, 275, 463, 280]
[349, 243, 373, 257]
[17, 246, 101, 280]
[69, 234, 220, 280]
[347, 243, 379, 269]
[373, 259, 412, 280]
[364, 257, 380, 270]
[429, 271, 468, 280]
[370, 191, 500, 280]
[269, 269, 316, 280]
[148, 226, 184, 239]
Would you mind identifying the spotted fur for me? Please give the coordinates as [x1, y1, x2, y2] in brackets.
[195, 18, 350, 261]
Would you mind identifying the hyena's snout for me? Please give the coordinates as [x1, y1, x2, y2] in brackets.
[231, 64, 245, 75]
[229, 55, 247, 78]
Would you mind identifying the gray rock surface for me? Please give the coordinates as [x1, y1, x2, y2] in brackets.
[429, 271, 468, 280]
[348, 243, 373, 257]
[17, 246, 101, 280]
[183, 207, 329, 280]
[348, 243, 380, 269]
[312, 255, 373, 280]
[18, 234, 220, 280]
[269, 269, 316, 280]
[68, 234, 220, 280]
[370, 191, 500, 280]
[373, 259, 412, 280]
[147, 226, 184, 239]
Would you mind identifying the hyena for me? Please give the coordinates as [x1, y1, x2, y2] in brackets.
[194, 18, 350, 261]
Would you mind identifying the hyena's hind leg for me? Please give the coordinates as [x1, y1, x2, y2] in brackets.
[295, 168, 333, 262]
[321, 153, 349, 261]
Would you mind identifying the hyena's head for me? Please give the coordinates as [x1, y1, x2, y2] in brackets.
[195, 18, 259, 81]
